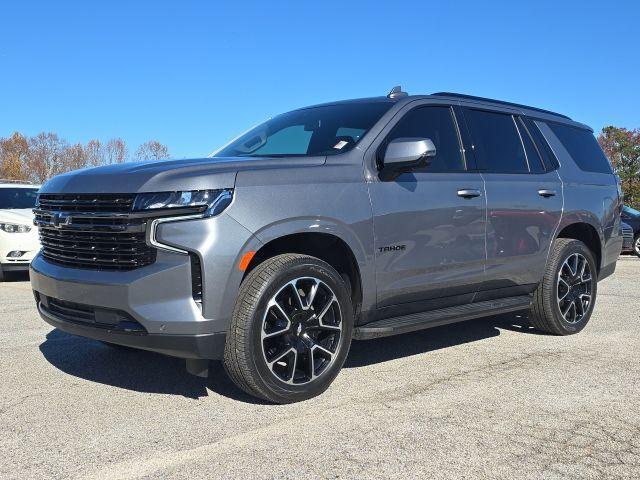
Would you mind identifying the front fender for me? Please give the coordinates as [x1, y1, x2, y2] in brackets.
[230, 215, 377, 316]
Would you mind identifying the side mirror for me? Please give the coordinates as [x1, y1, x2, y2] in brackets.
[382, 137, 437, 171]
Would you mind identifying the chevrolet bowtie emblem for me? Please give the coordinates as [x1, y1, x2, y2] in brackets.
[51, 212, 73, 229]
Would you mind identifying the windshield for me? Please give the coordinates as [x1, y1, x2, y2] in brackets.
[214, 102, 393, 158]
[623, 205, 640, 218]
[0, 188, 39, 209]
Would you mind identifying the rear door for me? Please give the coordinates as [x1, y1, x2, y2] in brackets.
[462, 107, 563, 299]
[368, 104, 486, 317]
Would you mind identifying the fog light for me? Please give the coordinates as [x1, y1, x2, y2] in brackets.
[8, 251, 25, 258]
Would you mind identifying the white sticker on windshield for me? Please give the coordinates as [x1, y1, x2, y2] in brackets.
[333, 140, 348, 150]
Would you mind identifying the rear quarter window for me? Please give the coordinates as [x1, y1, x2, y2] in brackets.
[547, 123, 612, 174]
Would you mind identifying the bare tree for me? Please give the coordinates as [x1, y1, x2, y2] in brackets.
[134, 140, 170, 161]
[84, 139, 105, 167]
[27, 132, 68, 184]
[105, 138, 128, 164]
[62, 143, 88, 172]
[0, 132, 30, 180]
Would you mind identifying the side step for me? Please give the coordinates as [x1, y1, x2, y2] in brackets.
[353, 296, 532, 340]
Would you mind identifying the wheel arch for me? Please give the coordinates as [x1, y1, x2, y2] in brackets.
[555, 221, 603, 272]
[243, 231, 364, 316]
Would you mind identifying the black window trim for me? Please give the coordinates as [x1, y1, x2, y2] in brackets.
[452, 105, 478, 172]
[522, 117, 560, 171]
[512, 115, 533, 173]
[514, 116, 548, 174]
[376, 104, 471, 174]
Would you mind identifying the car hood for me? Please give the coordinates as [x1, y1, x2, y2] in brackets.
[39, 156, 326, 194]
[0, 208, 35, 225]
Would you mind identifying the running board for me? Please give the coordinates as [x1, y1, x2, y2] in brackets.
[354, 296, 532, 340]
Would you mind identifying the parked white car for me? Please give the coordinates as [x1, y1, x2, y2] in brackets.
[0, 181, 40, 281]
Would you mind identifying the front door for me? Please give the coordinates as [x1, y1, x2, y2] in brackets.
[369, 105, 487, 318]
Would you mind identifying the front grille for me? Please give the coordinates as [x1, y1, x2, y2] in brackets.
[622, 224, 633, 242]
[38, 193, 135, 212]
[35, 193, 157, 271]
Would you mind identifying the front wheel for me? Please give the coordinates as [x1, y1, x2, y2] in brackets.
[529, 238, 597, 335]
[634, 235, 640, 258]
[223, 254, 353, 403]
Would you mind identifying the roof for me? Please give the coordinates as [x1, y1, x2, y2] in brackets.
[295, 90, 572, 121]
[292, 96, 396, 111]
[430, 92, 572, 120]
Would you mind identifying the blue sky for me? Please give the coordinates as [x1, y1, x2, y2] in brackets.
[1, 0, 638, 159]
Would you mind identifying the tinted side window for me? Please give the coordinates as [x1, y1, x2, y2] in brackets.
[523, 118, 559, 170]
[465, 109, 528, 173]
[515, 117, 545, 173]
[547, 123, 612, 174]
[384, 106, 465, 172]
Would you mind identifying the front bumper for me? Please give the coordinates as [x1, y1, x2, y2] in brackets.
[31, 254, 226, 359]
[29, 213, 257, 359]
[30, 212, 260, 359]
[36, 296, 226, 359]
[1, 262, 31, 272]
[0, 230, 40, 265]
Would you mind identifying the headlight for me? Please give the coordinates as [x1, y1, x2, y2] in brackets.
[0, 223, 32, 233]
[133, 189, 233, 217]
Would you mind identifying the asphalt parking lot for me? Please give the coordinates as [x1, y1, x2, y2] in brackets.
[1, 257, 639, 480]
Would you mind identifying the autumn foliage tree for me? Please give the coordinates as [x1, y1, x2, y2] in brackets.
[0, 132, 170, 184]
[0, 132, 29, 180]
[598, 126, 640, 208]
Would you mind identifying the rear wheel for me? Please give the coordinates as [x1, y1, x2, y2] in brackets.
[529, 238, 597, 335]
[223, 254, 353, 403]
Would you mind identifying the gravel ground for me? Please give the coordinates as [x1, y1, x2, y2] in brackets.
[1, 257, 639, 479]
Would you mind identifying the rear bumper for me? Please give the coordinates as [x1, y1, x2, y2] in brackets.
[600, 226, 624, 281]
[36, 295, 226, 359]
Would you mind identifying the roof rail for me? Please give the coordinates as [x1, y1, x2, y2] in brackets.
[431, 92, 571, 120]
[0, 179, 33, 185]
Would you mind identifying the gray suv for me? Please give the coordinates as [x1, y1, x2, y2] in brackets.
[30, 88, 623, 403]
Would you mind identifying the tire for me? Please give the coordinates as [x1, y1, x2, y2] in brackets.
[634, 235, 640, 258]
[529, 238, 598, 335]
[223, 254, 354, 404]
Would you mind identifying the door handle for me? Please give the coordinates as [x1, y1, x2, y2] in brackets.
[538, 189, 557, 198]
[457, 189, 481, 199]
